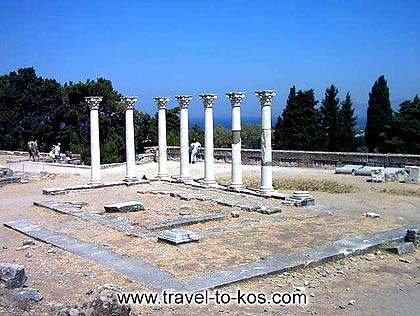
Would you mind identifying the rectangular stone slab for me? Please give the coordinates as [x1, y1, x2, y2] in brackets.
[146, 213, 226, 231]
[157, 229, 199, 244]
[3, 220, 183, 291]
[257, 207, 282, 215]
[104, 201, 144, 213]
[42, 180, 150, 195]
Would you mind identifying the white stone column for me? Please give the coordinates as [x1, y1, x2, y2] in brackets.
[153, 97, 170, 179]
[199, 94, 217, 185]
[175, 95, 192, 182]
[121, 96, 138, 182]
[226, 92, 245, 189]
[255, 90, 276, 193]
[85, 96, 103, 185]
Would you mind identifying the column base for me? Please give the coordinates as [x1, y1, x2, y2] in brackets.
[259, 186, 277, 195]
[88, 179, 103, 186]
[202, 179, 218, 187]
[229, 183, 244, 190]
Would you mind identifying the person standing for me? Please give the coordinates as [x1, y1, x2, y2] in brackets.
[28, 141, 35, 161]
[190, 138, 201, 164]
[54, 143, 61, 162]
[33, 140, 39, 162]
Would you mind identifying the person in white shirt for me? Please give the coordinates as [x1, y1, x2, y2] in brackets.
[54, 143, 61, 162]
[190, 139, 201, 164]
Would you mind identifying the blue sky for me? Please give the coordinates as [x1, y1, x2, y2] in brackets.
[1, 0, 419, 124]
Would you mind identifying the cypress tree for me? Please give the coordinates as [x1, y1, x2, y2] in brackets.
[365, 75, 393, 152]
[279, 87, 320, 150]
[338, 93, 357, 151]
[320, 84, 340, 151]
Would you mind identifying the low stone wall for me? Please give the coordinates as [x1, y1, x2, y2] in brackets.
[159, 147, 420, 168]
[3, 148, 419, 168]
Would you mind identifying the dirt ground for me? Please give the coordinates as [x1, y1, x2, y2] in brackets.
[0, 155, 419, 315]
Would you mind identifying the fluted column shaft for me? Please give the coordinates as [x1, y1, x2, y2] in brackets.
[226, 92, 245, 189]
[256, 90, 276, 193]
[176, 95, 192, 181]
[122, 97, 138, 182]
[154, 97, 169, 178]
[199, 94, 217, 185]
[86, 96, 103, 185]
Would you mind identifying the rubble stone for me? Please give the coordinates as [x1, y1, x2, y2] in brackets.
[0, 263, 27, 288]
[386, 242, 415, 255]
[103, 201, 144, 213]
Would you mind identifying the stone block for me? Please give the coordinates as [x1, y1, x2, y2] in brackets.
[257, 206, 282, 215]
[0, 263, 28, 288]
[178, 193, 192, 201]
[238, 204, 259, 212]
[142, 174, 157, 181]
[157, 229, 199, 245]
[14, 287, 43, 302]
[104, 201, 144, 213]
[195, 196, 212, 201]
[0, 176, 21, 185]
[285, 191, 316, 207]
[406, 229, 420, 245]
[215, 199, 238, 207]
[386, 242, 416, 255]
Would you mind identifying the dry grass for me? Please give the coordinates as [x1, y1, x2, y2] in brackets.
[216, 175, 355, 194]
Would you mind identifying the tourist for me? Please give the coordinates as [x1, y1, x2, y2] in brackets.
[28, 141, 35, 161]
[54, 143, 61, 162]
[33, 140, 39, 162]
[190, 138, 201, 164]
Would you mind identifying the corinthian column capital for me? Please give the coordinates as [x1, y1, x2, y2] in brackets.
[121, 96, 138, 110]
[85, 96, 103, 110]
[226, 92, 246, 107]
[199, 94, 218, 108]
[153, 97, 170, 110]
[255, 90, 276, 106]
[175, 95, 193, 109]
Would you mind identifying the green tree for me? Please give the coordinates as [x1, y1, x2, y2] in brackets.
[135, 111, 156, 152]
[320, 84, 340, 151]
[275, 87, 321, 150]
[337, 93, 357, 151]
[158, 106, 180, 146]
[189, 124, 204, 146]
[0, 67, 62, 151]
[273, 115, 283, 149]
[387, 95, 420, 154]
[214, 124, 231, 148]
[241, 123, 261, 149]
[365, 75, 393, 152]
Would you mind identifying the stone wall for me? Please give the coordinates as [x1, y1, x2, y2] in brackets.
[159, 147, 420, 168]
[3, 148, 419, 168]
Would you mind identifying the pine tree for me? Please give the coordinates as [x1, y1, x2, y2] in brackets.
[320, 84, 340, 151]
[387, 95, 420, 154]
[365, 75, 393, 152]
[338, 93, 357, 151]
